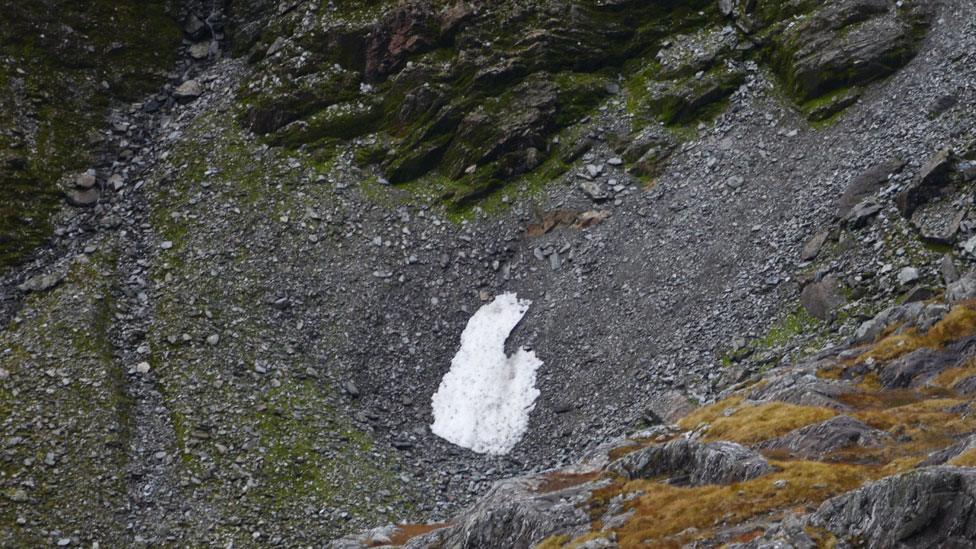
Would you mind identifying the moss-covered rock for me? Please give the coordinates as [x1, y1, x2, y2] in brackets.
[236, 0, 718, 202]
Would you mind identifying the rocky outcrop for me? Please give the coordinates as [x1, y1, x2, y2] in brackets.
[607, 438, 773, 485]
[757, 415, 888, 459]
[232, 0, 932, 205]
[396, 475, 598, 549]
[728, 0, 931, 118]
[812, 467, 976, 548]
[879, 340, 976, 389]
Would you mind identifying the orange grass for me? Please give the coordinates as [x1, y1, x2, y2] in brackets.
[593, 460, 910, 548]
[679, 399, 836, 445]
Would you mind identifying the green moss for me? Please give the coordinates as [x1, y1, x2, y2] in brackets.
[0, 249, 133, 544]
[755, 307, 821, 352]
[0, 0, 181, 272]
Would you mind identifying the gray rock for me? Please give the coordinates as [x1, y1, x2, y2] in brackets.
[17, 272, 65, 293]
[800, 275, 847, 321]
[398, 473, 599, 549]
[835, 159, 905, 220]
[800, 230, 829, 261]
[897, 266, 919, 285]
[174, 79, 203, 101]
[74, 171, 97, 189]
[879, 341, 974, 389]
[606, 438, 773, 485]
[184, 14, 209, 41]
[812, 467, 976, 548]
[757, 416, 888, 460]
[844, 199, 882, 228]
[580, 180, 608, 201]
[65, 187, 100, 207]
[896, 148, 957, 217]
[852, 301, 946, 345]
[943, 255, 960, 284]
[748, 367, 854, 410]
[189, 42, 212, 60]
[947, 273, 976, 304]
[647, 390, 694, 423]
[719, 0, 736, 17]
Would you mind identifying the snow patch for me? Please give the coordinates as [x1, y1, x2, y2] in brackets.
[430, 293, 543, 455]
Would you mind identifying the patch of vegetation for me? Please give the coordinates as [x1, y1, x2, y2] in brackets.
[858, 304, 976, 363]
[0, 0, 181, 272]
[678, 397, 836, 444]
[589, 460, 905, 547]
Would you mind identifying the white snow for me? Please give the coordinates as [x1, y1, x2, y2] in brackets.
[430, 293, 543, 455]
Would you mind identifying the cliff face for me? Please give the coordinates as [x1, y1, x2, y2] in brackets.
[1, 0, 976, 547]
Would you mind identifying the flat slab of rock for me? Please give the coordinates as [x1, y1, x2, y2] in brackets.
[800, 230, 829, 261]
[17, 272, 65, 293]
[606, 438, 772, 485]
[757, 415, 888, 459]
[835, 159, 905, 220]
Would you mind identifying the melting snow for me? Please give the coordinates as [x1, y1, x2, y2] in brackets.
[430, 293, 543, 455]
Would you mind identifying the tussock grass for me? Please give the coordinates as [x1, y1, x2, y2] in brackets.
[950, 448, 976, 467]
[929, 357, 976, 389]
[592, 460, 905, 548]
[679, 398, 836, 445]
[858, 305, 976, 363]
[567, 304, 976, 546]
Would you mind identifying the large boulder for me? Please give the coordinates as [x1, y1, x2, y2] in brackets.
[896, 149, 959, 217]
[835, 159, 905, 220]
[812, 467, 976, 548]
[800, 275, 847, 321]
[606, 438, 773, 485]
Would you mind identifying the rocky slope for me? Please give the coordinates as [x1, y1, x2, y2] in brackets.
[2, 0, 976, 546]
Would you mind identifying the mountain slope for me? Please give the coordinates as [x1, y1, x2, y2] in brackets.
[1, 0, 975, 546]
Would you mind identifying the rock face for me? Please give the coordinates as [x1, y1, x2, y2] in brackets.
[399, 475, 597, 549]
[812, 467, 976, 548]
[728, 0, 931, 117]
[233, 0, 931, 204]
